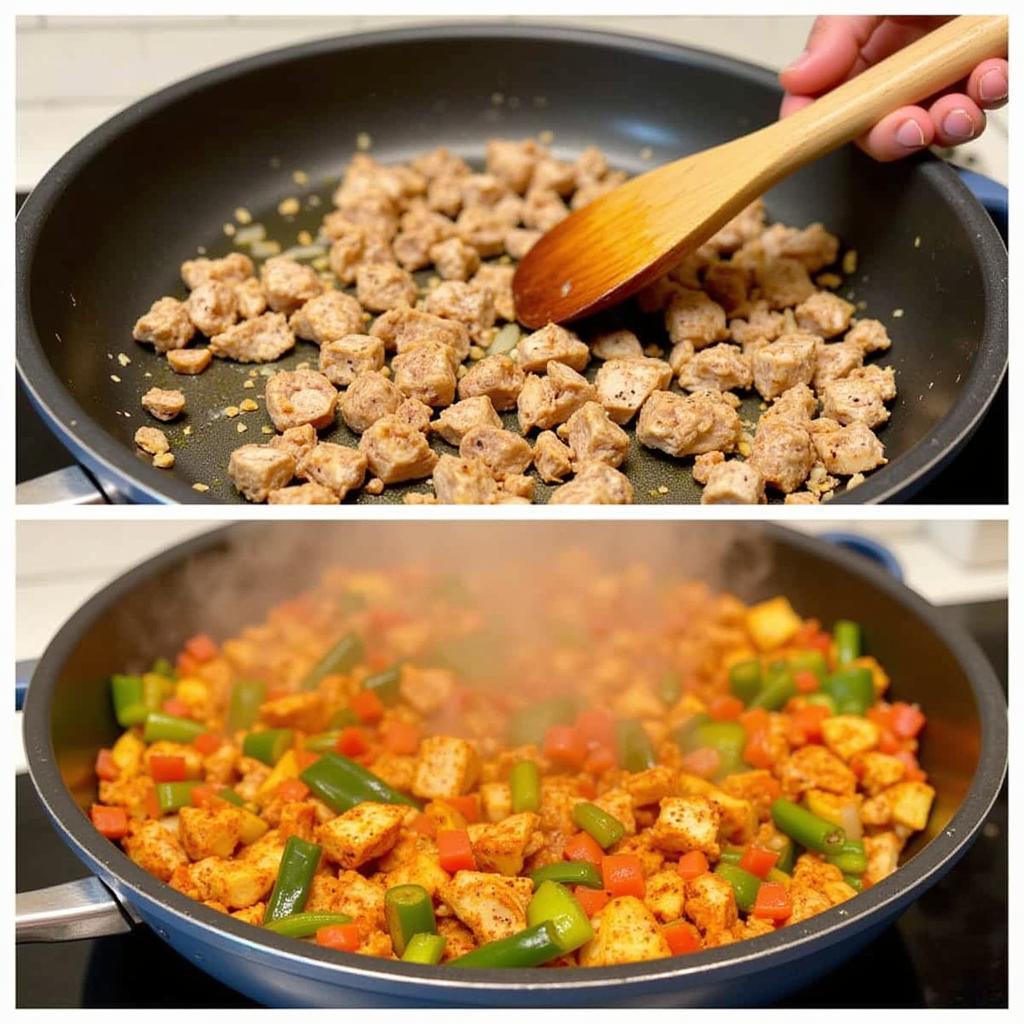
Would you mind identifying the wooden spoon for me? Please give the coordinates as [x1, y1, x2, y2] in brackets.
[513, 15, 1007, 328]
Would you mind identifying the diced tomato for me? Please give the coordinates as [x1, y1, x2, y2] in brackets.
[316, 923, 361, 952]
[601, 854, 646, 898]
[192, 731, 223, 756]
[444, 795, 480, 824]
[878, 728, 901, 754]
[788, 704, 830, 745]
[867, 704, 893, 730]
[739, 845, 779, 879]
[576, 707, 616, 751]
[708, 695, 744, 722]
[189, 784, 217, 808]
[437, 829, 477, 873]
[663, 920, 702, 955]
[90, 804, 128, 840]
[582, 746, 617, 775]
[150, 755, 188, 783]
[162, 698, 191, 718]
[564, 831, 605, 866]
[335, 726, 370, 758]
[680, 746, 721, 779]
[380, 719, 421, 756]
[751, 881, 792, 921]
[574, 886, 611, 918]
[676, 850, 710, 881]
[94, 748, 119, 782]
[175, 652, 200, 676]
[794, 670, 820, 694]
[792, 619, 821, 646]
[367, 607, 410, 632]
[410, 812, 437, 838]
[803, 630, 834, 656]
[739, 706, 770, 736]
[276, 778, 310, 802]
[543, 724, 587, 770]
[742, 730, 775, 770]
[889, 701, 926, 739]
[350, 690, 384, 724]
[183, 633, 218, 664]
[144, 788, 161, 819]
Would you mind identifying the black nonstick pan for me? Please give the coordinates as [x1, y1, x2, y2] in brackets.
[15, 23, 1007, 504]
[16, 522, 1007, 1005]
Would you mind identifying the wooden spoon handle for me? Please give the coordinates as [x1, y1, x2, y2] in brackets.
[774, 15, 1008, 165]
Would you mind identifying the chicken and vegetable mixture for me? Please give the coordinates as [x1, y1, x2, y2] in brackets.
[89, 559, 933, 967]
[131, 137, 896, 504]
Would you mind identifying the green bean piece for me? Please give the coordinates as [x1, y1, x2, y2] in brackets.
[508, 696, 578, 747]
[215, 786, 244, 807]
[843, 874, 864, 892]
[771, 798, 845, 854]
[300, 752, 421, 813]
[529, 860, 603, 890]
[111, 674, 148, 727]
[402, 933, 447, 964]
[773, 836, 796, 875]
[242, 728, 294, 767]
[717, 846, 744, 865]
[527, 881, 593, 953]
[673, 712, 711, 752]
[510, 760, 541, 814]
[302, 632, 365, 691]
[748, 662, 795, 711]
[826, 839, 868, 876]
[155, 780, 201, 814]
[362, 664, 403, 705]
[385, 884, 436, 956]
[833, 620, 861, 665]
[728, 659, 763, 705]
[450, 921, 562, 968]
[695, 721, 746, 770]
[714, 863, 762, 912]
[305, 730, 341, 753]
[616, 720, 656, 773]
[151, 657, 177, 680]
[789, 650, 829, 681]
[329, 707, 359, 729]
[823, 668, 874, 716]
[571, 801, 625, 850]
[143, 711, 204, 744]
[227, 679, 266, 734]
[264, 911, 352, 938]
[263, 836, 322, 924]
[658, 670, 683, 706]
[142, 672, 174, 713]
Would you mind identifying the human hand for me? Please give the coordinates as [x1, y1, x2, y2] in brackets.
[779, 16, 1009, 161]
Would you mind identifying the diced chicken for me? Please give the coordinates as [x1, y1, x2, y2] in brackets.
[430, 236, 481, 281]
[413, 736, 480, 799]
[268, 482, 341, 504]
[795, 291, 855, 338]
[471, 264, 516, 323]
[393, 212, 455, 272]
[820, 715, 881, 761]
[701, 460, 765, 505]
[729, 300, 787, 348]
[318, 801, 407, 869]
[549, 461, 634, 504]
[432, 455, 500, 504]
[692, 450, 725, 485]
[178, 806, 245, 860]
[289, 291, 366, 345]
[846, 318, 892, 355]
[517, 361, 597, 433]
[456, 206, 512, 258]
[327, 226, 370, 285]
[395, 396, 433, 433]
[792, 854, 858, 905]
[234, 277, 268, 319]
[186, 280, 239, 336]
[133, 297, 196, 353]
[467, 812, 540, 875]
[665, 288, 729, 349]
[141, 387, 185, 422]
[398, 665, 456, 715]
[579, 897, 671, 966]
[122, 819, 188, 881]
[260, 256, 322, 314]
[532, 430, 574, 484]
[862, 831, 902, 886]
[757, 257, 816, 309]
[424, 280, 495, 341]
[306, 870, 386, 930]
[432, 396, 502, 446]
[650, 796, 721, 856]
[384, 837, 452, 900]
[486, 138, 542, 194]
[521, 187, 569, 231]
[268, 423, 318, 464]
[820, 377, 890, 429]
[181, 252, 254, 290]
[441, 871, 533, 944]
[391, 339, 458, 407]
[591, 329, 644, 362]
[643, 869, 689, 923]
[623, 766, 677, 807]
[813, 339, 863, 389]
[594, 357, 674, 423]
[684, 873, 738, 936]
[636, 391, 741, 457]
[810, 418, 887, 475]
[677, 344, 753, 393]
[228, 444, 296, 503]
[459, 425, 533, 476]
[787, 882, 833, 924]
[358, 415, 439, 483]
[762, 382, 818, 423]
[134, 426, 169, 456]
[264, 369, 337, 432]
[339, 372, 403, 433]
[848, 364, 896, 402]
[184, 856, 275, 910]
[749, 416, 814, 494]
[167, 348, 212, 375]
[458, 354, 525, 410]
[504, 228, 542, 259]
[752, 333, 818, 400]
[776, 745, 857, 799]
[295, 442, 368, 499]
[210, 312, 296, 363]
[778, 222, 840, 271]
[720, 771, 782, 820]
[517, 323, 590, 375]
[884, 781, 935, 831]
[858, 752, 906, 796]
[356, 263, 418, 313]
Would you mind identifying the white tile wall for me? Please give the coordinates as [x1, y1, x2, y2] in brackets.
[16, 15, 1007, 190]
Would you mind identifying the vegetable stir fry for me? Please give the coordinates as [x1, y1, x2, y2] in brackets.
[89, 558, 933, 967]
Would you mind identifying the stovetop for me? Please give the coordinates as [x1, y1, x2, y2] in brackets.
[16, 600, 1007, 1008]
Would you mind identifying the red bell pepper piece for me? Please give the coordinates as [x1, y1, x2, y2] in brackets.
[189, 784, 217, 808]
[676, 850, 710, 881]
[889, 701, 926, 739]
[444, 795, 480, 824]
[601, 854, 646, 898]
[739, 707, 770, 736]
[574, 886, 611, 918]
[794, 670, 820, 694]
[335, 726, 370, 758]
[350, 690, 384, 724]
[576, 707, 616, 751]
[708, 695, 744, 722]
[663, 920, 702, 955]
[739, 845, 779, 879]
[410, 813, 437, 838]
[91, 804, 128, 840]
[316, 923, 361, 952]
[437, 829, 477, 873]
[192, 732, 223, 756]
[564, 831, 605, 867]
[878, 729, 901, 754]
[751, 881, 792, 921]
[543, 724, 587, 770]
[742, 730, 775, 770]
[94, 748, 119, 782]
[176, 652, 200, 677]
[149, 755, 188, 783]
[276, 778, 310, 802]
[144, 788, 161, 819]
[680, 747, 721, 779]
[380, 719, 420, 756]
[162, 697, 191, 718]
[582, 746, 617, 775]
[183, 633, 218, 663]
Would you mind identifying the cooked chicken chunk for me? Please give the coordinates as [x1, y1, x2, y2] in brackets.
[339, 372, 403, 433]
[594, 357, 674, 423]
[591, 329, 644, 362]
[820, 377, 891, 429]
[548, 461, 634, 504]
[561, 402, 630, 468]
[296, 443, 368, 500]
[391, 339, 458, 407]
[677, 344, 753, 393]
[636, 391, 740, 457]
[517, 361, 597, 433]
[752, 332, 818, 400]
[750, 416, 815, 494]
[141, 387, 185, 422]
[356, 263, 418, 312]
[665, 288, 729, 349]
[186, 280, 239, 336]
[260, 256, 322, 314]
[167, 348, 212, 375]
[432, 396, 502, 446]
[267, 482, 340, 505]
[813, 339, 863, 389]
[371, 307, 470, 363]
[264, 369, 337, 432]
[424, 281, 496, 341]
[227, 445, 296, 503]
[532, 430, 574, 484]
[700, 460, 765, 504]
[289, 291, 366, 345]
[181, 252, 254, 290]
[517, 323, 590, 375]
[430, 236, 481, 281]
[457, 354, 525, 411]
[459, 425, 533, 476]
[756, 257, 816, 309]
[318, 334, 386, 388]
[795, 291, 855, 338]
[133, 297, 196, 353]
[810, 419, 887, 475]
[359, 415, 439, 483]
[210, 312, 296, 363]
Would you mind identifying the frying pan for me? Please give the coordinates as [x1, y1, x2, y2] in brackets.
[15, 23, 1007, 504]
[17, 522, 1007, 1006]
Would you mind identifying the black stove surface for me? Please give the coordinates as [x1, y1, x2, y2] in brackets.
[16, 600, 1007, 1008]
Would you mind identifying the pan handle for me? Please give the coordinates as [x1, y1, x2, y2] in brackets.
[16, 465, 109, 505]
[16, 877, 134, 942]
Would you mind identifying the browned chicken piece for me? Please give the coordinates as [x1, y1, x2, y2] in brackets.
[339, 372, 403, 433]
[517, 361, 597, 433]
[570, 173, 627, 211]
[371, 307, 470, 363]
[233, 277, 267, 320]
[665, 288, 729, 350]
[706, 198, 765, 253]
[399, 665, 456, 716]
[684, 873, 738, 937]
[763, 383, 819, 423]
[359, 415, 439, 484]
[413, 146, 472, 181]
[593, 357, 674, 424]
[729, 300, 787, 348]
[306, 870, 386, 930]
[141, 387, 185, 422]
[783, 491, 820, 504]
[327, 225, 370, 285]
[264, 369, 337, 432]
[267, 482, 340, 505]
[812, 339, 864, 389]
[178, 806, 245, 860]
[426, 176, 464, 218]
[167, 348, 212, 375]
[209, 312, 296, 363]
[460, 173, 509, 208]
[123, 819, 188, 882]
[260, 256, 322, 315]
[517, 323, 590, 375]
[441, 871, 533, 944]
[702, 262, 751, 315]
[289, 291, 366, 346]
[268, 423, 317, 464]
[186, 280, 239, 336]
[749, 416, 815, 494]
[432, 396, 502, 446]
[777, 222, 840, 271]
[795, 291, 856, 339]
[810, 419, 887, 475]
[531, 157, 577, 196]
[430, 236, 481, 281]
[669, 245, 717, 288]
[580, 897, 672, 966]
[692, 450, 725, 484]
[532, 430, 574, 484]
[296, 443, 368, 500]
[504, 228, 542, 260]
[549, 461, 634, 504]
[700, 460, 765, 505]
[459, 425, 533, 476]
[468, 812, 541, 875]
[227, 444, 296, 503]
[318, 334, 386, 388]
[393, 397, 432, 435]
[777, 744, 857, 799]
[432, 454, 502, 504]
[181, 252, 254, 290]
[590, 329, 644, 362]
[820, 377, 890, 429]
[651, 796, 722, 856]
[457, 354, 525, 410]
[677, 344, 753, 393]
[133, 297, 196, 353]
[471, 264, 516, 322]
[424, 281, 496, 341]
[318, 802, 407, 869]
[356, 263, 417, 312]
[457, 206, 513, 258]
[520, 186, 569, 232]
[391, 340, 458, 407]
[636, 391, 741, 457]
[134, 426, 169, 456]
[846, 318, 892, 354]
[393, 213, 456, 271]
[848, 364, 896, 402]
[414, 736, 481, 799]
[486, 138, 543, 194]
[560, 402, 630, 468]
[751, 333, 818, 400]
[756, 257, 816, 309]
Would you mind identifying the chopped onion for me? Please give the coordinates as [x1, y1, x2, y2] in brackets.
[488, 322, 520, 356]
[234, 223, 266, 245]
[837, 802, 862, 840]
[250, 240, 282, 259]
[280, 244, 327, 261]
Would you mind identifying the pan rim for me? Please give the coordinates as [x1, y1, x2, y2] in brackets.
[15, 20, 1008, 505]
[21, 522, 1007, 997]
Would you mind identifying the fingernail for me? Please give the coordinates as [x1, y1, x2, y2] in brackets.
[979, 69, 1008, 103]
[942, 108, 975, 141]
[784, 49, 811, 72]
[896, 118, 926, 149]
